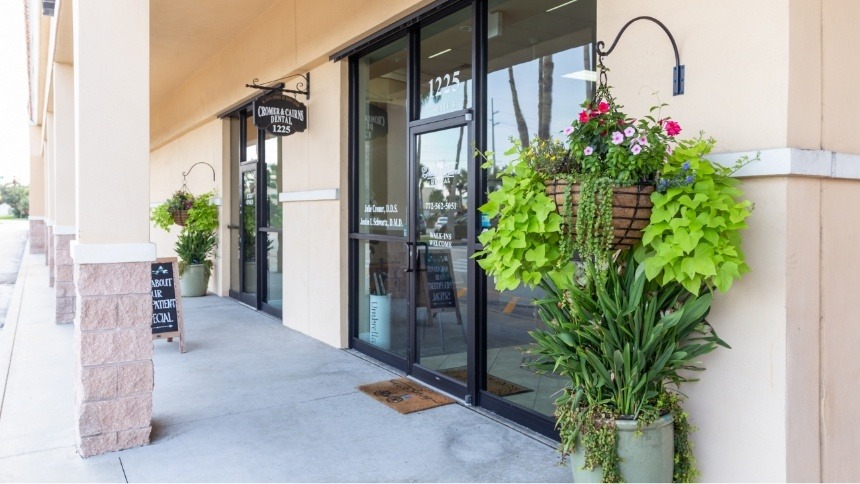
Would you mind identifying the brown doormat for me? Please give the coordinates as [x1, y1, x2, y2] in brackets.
[440, 367, 532, 397]
[357, 378, 455, 414]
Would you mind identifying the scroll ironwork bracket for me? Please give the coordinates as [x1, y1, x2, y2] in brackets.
[180, 162, 216, 192]
[596, 16, 685, 96]
[245, 72, 311, 100]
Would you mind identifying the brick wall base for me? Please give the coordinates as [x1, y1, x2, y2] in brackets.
[74, 261, 153, 457]
[29, 220, 45, 254]
[55, 234, 76, 324]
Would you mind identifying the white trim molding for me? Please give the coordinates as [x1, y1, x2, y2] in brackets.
[28, 216, 46, 221]
[46, 220, 55, 227]
[71, 241, 157, 264]
[279, 188, 340, 203]
[53, 225, 77, 235]
[708, 148, 860, 180]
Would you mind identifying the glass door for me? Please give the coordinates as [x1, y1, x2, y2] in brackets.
[231, 110, 284, 318]
[409, 120, 472, 395]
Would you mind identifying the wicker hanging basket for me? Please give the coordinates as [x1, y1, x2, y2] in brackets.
[545, 180, 654, 249]
[172, 209, 190, 226]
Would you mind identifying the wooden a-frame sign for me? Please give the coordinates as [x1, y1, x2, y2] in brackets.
[150, 257, 186, 353]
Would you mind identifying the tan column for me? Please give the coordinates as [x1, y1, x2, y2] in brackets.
[28, 125, 46, 254]
[53, 62, 77, 324]
[45, 112, 55, 279]
[71, 0, 155, 458]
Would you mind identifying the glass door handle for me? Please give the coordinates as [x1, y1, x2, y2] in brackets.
[404, 242, 414, 273]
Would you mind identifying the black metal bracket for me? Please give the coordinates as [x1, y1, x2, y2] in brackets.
[180, 162, 216, 192]
[245, 72, 310, 100]
[596, 16, 685, 96]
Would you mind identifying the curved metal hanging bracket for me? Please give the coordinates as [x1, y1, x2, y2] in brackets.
[180, 162, 216, 193]
[245, 72, 311, 100]
[596, 16, 685, 96]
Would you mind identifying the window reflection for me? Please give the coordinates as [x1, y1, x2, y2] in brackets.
[485, 0, 596, 416]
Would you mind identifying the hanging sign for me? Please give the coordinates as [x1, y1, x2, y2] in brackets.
[253, 91, 307, 136]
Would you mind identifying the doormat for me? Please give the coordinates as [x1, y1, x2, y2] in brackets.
[440, 367, 532, 397]
[357, 378, 455, 414]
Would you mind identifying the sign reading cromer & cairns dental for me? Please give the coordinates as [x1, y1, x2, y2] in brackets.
[253, 91, 308, 136]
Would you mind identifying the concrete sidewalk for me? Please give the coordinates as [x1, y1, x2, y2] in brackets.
[0, 251, 569, 483]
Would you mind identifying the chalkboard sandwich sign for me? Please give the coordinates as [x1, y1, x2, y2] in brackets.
[151, 257, 186, 353]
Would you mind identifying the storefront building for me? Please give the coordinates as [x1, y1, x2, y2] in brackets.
[25, 0, 860, 480]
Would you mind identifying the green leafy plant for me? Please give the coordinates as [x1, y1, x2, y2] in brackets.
[474, 147, 567, 291]
[151, 190, 218, 233]
[174, 228, 217, 278]
[0, 182, 29, 218]
[529, 251, 728, 481]
[639, 137, 755, 294]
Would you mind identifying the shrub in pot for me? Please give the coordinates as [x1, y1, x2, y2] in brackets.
[475, 65, 754, 481]
[174, 228, 217, 297]
[151, 189, 220, 296]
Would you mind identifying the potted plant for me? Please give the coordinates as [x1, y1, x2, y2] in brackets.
[174, 227, 217, 297]
[475, 63, 754, 481]
[151, 189, 220, 297]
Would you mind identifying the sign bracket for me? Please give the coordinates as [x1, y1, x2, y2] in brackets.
[245, 72, 310, 100]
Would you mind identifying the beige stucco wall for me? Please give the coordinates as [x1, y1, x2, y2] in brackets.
[149, 119, 228, 296]
[683, 178, 789, 482]
[822, 0, 860, 154]
[597, 1, 790, 154]
[29, 125, 45, 217]
[279, 60, 349, 348]
[820, 179, 860, 482]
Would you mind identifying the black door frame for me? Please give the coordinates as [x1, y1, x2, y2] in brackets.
[228, 107, 283, 319]
[348, 0, 560, 439]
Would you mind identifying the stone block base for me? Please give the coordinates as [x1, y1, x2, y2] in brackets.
[29, 219, 45, 254]
[55, 234, 76, 324]
[74, 260, 153, 458]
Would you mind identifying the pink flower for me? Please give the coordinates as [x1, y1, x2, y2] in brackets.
[638, 136, 648, 145]
[598, 101, 610, 113]
[579, 110, 589, 123]
[664, 120, 682, 136]
[584, 146, 594, 156]
[611, 131, 624, 145]
[563, 126, 574, 136]
[624, 126, 636, 138]
[631, 144, 642, 155]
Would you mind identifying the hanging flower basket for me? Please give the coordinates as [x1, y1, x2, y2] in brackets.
[545, 180, 654, 249]
[172, 209, 190, 226]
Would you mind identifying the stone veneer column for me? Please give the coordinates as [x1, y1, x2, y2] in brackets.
[73, 262, 153, 456]
[54, 234, 77, 324]
[29, 125, 46, 255]
[29, 219, 46, 254]
[52, 61, 77, 323]
[72, 0, 154, 457]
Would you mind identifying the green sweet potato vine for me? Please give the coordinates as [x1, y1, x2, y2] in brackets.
[639, 137, 755, 294]
[474, 145, 568, 291]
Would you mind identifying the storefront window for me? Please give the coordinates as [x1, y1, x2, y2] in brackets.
[419, 6, 472, 119]
[484, 0, 596, 416]
[356, 38, 408, 237]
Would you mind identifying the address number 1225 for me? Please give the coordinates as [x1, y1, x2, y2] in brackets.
[428, 70, 461, 98]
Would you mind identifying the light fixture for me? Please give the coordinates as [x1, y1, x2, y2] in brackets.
[428, 48, 452, 59]
[562, 70, 597, 82]
[546, 0, 578, 13]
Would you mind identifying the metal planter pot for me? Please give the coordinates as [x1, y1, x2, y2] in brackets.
[179, 263, 209, 297]
[570, 414, 674, 483]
